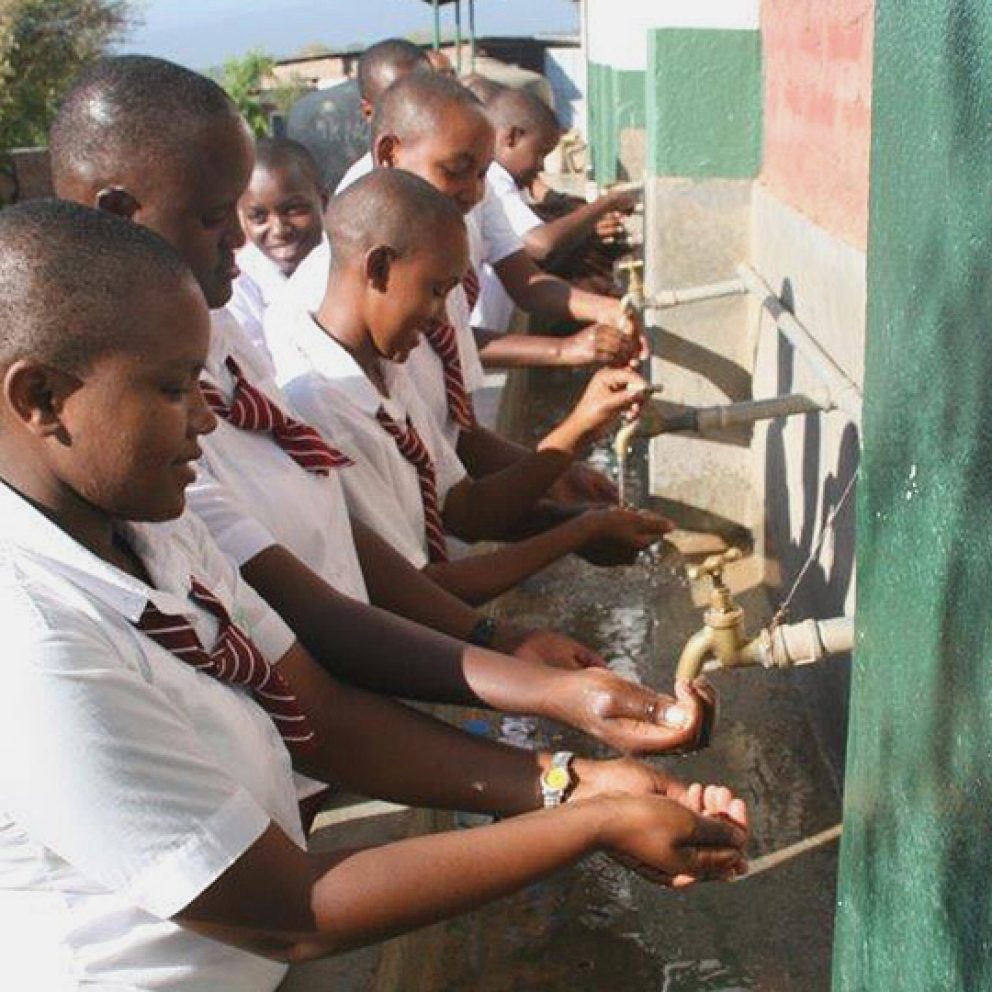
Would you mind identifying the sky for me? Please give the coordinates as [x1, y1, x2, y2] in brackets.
[122, 0, 580, 70]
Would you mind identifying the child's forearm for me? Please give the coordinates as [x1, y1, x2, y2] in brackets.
[178, 800, 612, 962]
[456, 422, 531, 477]
[300, 800, 609, 956]
[522, 198, 615, 263]
[424, 514, 596, 605]
[495, 250, 621, 326]
[244, 542, 550, 710]
[475, 328, 583, 369]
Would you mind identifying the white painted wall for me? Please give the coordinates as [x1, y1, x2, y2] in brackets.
[585, 0, 760, 69]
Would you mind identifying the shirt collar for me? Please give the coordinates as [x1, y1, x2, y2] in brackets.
[0, 481, 197, 623]
[488, 160, 518, 193]
[285, 307, 385, 417]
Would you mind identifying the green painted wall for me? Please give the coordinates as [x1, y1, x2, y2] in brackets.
[586, 61, 645, 185]
[646, 28, 762, 178]
[833, 3, 992, 990]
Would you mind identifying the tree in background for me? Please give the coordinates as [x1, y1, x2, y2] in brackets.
[214, 48, 307, 138]
[0, 0, 133, 205]
[0, 0, 133, 150]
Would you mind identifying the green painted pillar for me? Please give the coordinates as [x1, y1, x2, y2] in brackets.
[833, 3, 992, 989]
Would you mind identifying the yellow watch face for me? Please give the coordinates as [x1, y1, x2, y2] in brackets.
[544, 766, 571, 791]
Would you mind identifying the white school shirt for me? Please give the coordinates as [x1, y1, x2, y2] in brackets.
[188, 310, 369, 605]
[334, 150, 373, 194]
[282, 236, 333, 314]
[0, 483, 302, 991]
[265, 301, 467, 568]
[226, 240, 289, 365]
[469, 174, 527, 333]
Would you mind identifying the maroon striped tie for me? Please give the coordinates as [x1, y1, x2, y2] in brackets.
[136, 578, 316, 753]
[422, 318, 477, 431]
[374, 408, 449, 564]
[463, 263, 481, 312]
[200, 356, 353, 475]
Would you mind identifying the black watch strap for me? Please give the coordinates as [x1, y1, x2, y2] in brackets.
[467, 616, 498, 647]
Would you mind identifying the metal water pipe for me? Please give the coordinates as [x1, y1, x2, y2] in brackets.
[737, 263, 863, 422]
[454, 0, 462, 73]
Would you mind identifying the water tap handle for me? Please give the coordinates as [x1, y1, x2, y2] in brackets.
[687, 548, 743, 588]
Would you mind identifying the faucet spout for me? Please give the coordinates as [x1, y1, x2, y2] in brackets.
[676, 627, 715, 681]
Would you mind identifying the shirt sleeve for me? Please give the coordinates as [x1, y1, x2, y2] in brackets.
[186, 463, 277, 568]
[496, 187, 544, 239]
[0, 580, 273, 920]
[479, 184, 525, 266]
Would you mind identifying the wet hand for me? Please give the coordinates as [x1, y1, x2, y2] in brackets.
[561, 367, 652, 445]
[582, 506, 675, 555]
[510, 628, 608, 670]
[594, 210, 629, 242]
[548, 461, 618, 505]
[597, 794, 748, 887]
[561, 323, 641, 367]
[545, 669, 715, 755]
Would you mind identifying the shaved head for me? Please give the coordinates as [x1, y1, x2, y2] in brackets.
[48, 55, 254, 309]
[486, 87, 560, 139]
[372, 72, 487, 147]
[50, 54, 241, 194]
[462, 74, 505, 104]
[357, 38, 431, 105]
[326, 168, 464, 269]
[254, 137, 322, 191]
[0, 199, 193, 373]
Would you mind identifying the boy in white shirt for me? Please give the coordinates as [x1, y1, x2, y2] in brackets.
[51, 55, 719, 743]
[228, 138, 329, 363]
[0, 197, 747, 991]
[270, 167, 675, 605]
[477, 86, 640, 338]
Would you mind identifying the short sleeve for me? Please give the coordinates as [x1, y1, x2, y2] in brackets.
[0, 585, 272, 920]
[479, 185, 525, 266]
[496, 188, 544, 238]
[186, 465, 277, 568]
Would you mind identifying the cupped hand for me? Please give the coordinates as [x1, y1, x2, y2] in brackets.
[544, 668, 715, 755]
[583, 506, 675, 554]
[597, 793, 748, 888]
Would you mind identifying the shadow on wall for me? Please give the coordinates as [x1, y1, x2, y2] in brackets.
[763, 279, 858, 780]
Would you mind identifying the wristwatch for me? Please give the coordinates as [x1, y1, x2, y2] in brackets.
[467, 616, 498, 648]
[540, 751, 576, 808]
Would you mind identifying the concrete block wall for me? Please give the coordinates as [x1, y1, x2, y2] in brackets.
[751, 0, 872, 773]
[581, 0, 871, 776]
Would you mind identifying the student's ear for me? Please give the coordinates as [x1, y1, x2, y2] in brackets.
[374, 134, 401, 169]
[318, 189, 330, 213]
[4, 360, 81, 440]
[506, 125, 525, 149]
[365, 245, 397, 292]
[95, 186, 141, 221]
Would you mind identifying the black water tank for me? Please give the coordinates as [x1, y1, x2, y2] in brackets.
[286, 80, 369, 192]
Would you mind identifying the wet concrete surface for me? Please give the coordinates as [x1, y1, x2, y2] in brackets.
[418, 367, 843, 992]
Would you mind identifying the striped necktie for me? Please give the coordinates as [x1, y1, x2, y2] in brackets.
[136, 577, 316, 754]
[422, 318, 477, 431]
[463, 264, 481, 312]
[200, 356, 353, 475]
[374, 408, 449, 564]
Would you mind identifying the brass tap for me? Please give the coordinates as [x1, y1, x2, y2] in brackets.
[676, 549, 765, 681]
